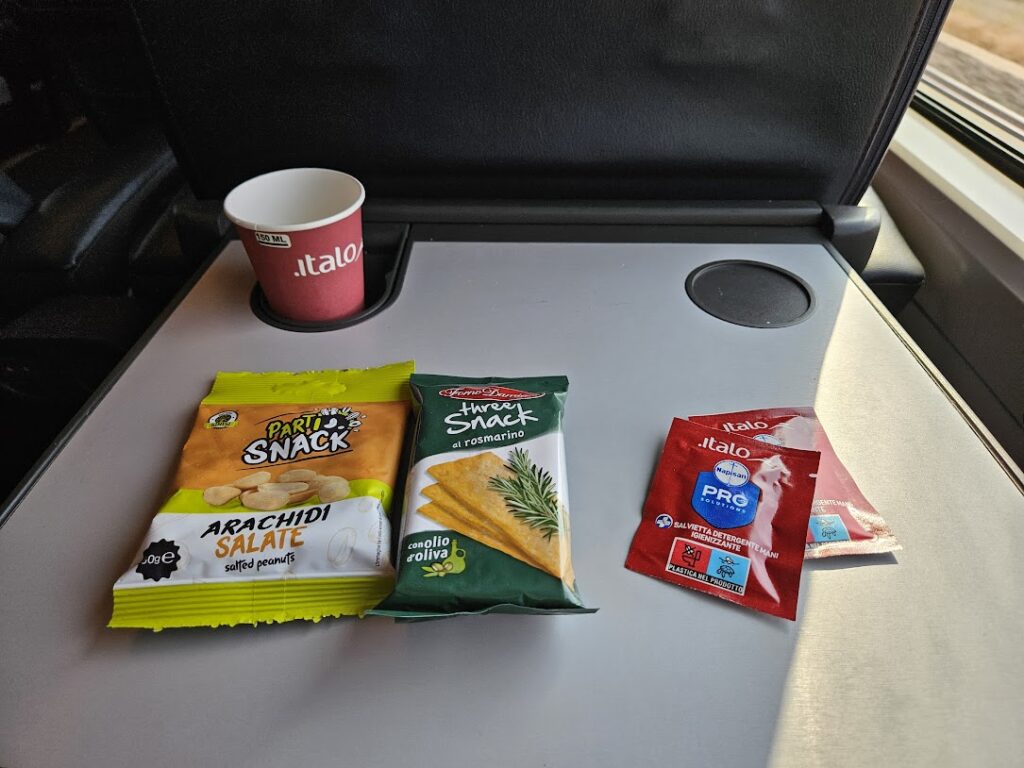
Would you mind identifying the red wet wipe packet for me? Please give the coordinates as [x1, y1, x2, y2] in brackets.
[689, 408, 900, 559]
[626, 419, 820, 620]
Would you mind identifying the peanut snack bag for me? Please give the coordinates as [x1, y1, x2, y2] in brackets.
[689, 407, 900, 558]
[372, 374, 594, 619]
[109, 361, 413, 630]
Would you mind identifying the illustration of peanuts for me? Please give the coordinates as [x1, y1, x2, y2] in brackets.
[278, 469, 318, 483]
[288, 489, 316, 505]
[257, 482, 310, 494]
[240, 488, 290, 511]
[206, 468, 351, 510]
[318, 478, 350, 502]
[203, 485, 241, 506]
[328, 528, 358, 566]
[232, 471, 271, 490]
[258, 481, 315, 505]
[309, 474, 341, 490]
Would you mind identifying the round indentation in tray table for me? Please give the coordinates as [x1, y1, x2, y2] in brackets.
[685, 260, 814, 328]
[250, 283, 387, 332]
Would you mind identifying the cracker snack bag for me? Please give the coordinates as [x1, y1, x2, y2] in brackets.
[109, 361, 413, 630]
[689, 407, 900, 558]
[373, 374, 594, 618]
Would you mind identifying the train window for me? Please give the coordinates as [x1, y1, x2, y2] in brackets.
[914, 0, 1024, 184]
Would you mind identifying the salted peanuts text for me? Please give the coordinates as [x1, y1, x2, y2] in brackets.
[201, 505, 331, 559]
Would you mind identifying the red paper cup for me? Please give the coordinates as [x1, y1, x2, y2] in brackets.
[224, 168, 366, 323]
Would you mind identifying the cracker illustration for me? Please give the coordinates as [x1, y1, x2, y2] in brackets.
[419, 499, 537, 568]
[421, 484, 539, 563]
[427, 452, 572, 583]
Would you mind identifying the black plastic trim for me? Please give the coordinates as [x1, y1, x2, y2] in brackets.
[364, 200, 823, 226]
[821, 205, 882, 273]
[911, 93, 1024, 187]
[415, 223, 827, 245]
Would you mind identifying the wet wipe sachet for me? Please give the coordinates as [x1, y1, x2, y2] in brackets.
[689, 407, 899, 558]
[626, 418, 819, 620]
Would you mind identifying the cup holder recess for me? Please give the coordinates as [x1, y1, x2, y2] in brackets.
[250, 222, 410, 332]
[685, 260, 814, 328]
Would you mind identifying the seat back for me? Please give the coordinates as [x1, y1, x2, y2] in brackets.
[128, 0, 951, 204]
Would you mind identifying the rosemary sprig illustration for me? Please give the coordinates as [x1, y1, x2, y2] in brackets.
[488, 448, 562, 540]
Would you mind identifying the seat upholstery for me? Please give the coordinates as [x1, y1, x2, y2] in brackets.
[0, 129, 181, 320]
[128, 0, 952, 205]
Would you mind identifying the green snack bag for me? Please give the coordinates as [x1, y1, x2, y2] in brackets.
[373, 374, 595, 619]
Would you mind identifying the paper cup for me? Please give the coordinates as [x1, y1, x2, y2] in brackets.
[224, 168, 366, 323]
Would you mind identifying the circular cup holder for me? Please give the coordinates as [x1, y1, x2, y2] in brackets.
[251, 284, 377, 332]
[685, 260, 814, 328]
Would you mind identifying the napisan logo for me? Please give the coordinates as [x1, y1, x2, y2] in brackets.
[293, 241, 363, 278]
[713, 459, 750, 487]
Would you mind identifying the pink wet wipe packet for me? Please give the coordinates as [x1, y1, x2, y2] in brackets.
[689, 408, 901, 559]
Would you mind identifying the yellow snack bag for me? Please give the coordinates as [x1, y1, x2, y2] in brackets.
[109, 361, 414, 630]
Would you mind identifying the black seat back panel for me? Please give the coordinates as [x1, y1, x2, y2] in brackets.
[129, 0, 951, 204]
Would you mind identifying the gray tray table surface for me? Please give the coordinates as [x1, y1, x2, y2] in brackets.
[1, 240, 1021, 768]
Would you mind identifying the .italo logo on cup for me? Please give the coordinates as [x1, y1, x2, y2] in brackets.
[293, 241, 364, 278]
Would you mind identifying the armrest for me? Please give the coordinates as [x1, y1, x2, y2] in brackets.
[825, 191, 925, 314]
[0, 173, 33, 232]
[0, 129, 182, 293]
[859, 187, 925, 313]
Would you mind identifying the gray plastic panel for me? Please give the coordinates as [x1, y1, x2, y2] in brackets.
[1, 240, 1021, 768]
